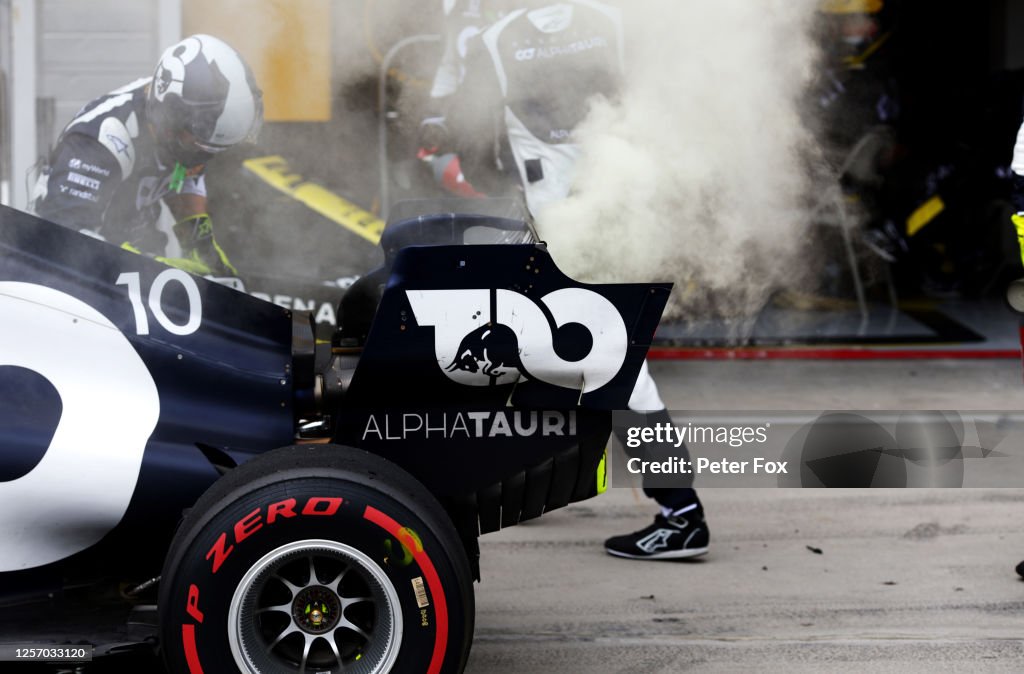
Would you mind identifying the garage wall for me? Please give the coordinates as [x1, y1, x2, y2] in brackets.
[1004, 0, 1024, 70]
[182, 0, 332, 122]
[34, 0, 174, 154]
[1, 0, 11, 205]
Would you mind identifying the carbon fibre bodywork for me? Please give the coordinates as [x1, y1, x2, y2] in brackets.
[335, 218, 670, 534]
[0, 205, 294, 597]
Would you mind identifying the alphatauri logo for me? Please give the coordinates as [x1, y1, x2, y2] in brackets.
[406, 288, 629, 393]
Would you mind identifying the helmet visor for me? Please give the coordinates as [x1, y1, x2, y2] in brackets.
[182, 87, 264, 150]
[151, 91, 263, 165]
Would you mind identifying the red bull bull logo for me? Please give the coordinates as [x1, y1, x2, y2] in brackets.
[406, 288, 629, 393]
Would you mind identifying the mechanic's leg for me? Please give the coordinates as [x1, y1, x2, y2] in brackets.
[604, 362, 709, 559]
[643, 487, 700, 514]
[626, 362, 703, 510]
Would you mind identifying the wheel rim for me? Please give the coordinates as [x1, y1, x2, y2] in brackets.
[228, 539, 403, 673]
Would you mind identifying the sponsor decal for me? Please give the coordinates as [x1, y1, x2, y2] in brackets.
[68, 187, 98, 202]
[540, 36, 608, 59]
[362, 410, 576, 442]
[98, 117, 137, 176]
[186, 584, 204, 624]
[67, 171, 102, 191]
[515, 36, 608, 61]
[68, 158, 111, 176]
[636, 528, 676, 554]
[250, 292, 337, 325]
[105, 133, 130, 156]
[205, 496, 344, 574]
[407, 287, 629, 393]
[182, 495, 344, 673]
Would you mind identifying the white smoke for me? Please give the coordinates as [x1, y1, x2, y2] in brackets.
[536, 0, 824, 320]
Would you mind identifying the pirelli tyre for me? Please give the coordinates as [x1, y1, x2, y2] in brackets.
[158, 445, 475, 674]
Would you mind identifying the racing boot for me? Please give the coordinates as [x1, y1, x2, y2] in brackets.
[605, 409, 709, 560]
[604, 505, 709, 560]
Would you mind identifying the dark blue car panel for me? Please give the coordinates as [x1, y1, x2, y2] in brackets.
[0, 203, 671, 597]
[0, 205, 294, 577]
[337, 240, 671, 504]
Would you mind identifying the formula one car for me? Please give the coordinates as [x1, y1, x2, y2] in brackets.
[0, 200, 670, 673]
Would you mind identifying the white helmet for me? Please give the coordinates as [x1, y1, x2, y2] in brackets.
[147, 34, 263, 165]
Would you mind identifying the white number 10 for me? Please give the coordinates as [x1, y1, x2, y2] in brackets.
[116, 269, 202, 336]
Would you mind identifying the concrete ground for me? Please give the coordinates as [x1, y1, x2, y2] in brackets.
[465, 359, 1024, 673]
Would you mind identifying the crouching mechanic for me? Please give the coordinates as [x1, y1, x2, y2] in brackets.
[32, 34, 263, 279]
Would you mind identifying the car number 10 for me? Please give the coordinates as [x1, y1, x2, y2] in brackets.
[116, 269, 202, 336]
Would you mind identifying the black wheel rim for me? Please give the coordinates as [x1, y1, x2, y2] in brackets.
[228, 539, 403, 673]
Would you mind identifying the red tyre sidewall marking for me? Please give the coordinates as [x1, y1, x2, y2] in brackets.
[364, 505, 450, 674]
[182, 624, 204, 674]
[178, 494, 345, 674]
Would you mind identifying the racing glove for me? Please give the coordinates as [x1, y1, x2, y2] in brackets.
[119, 240, 244, 290]
[119, 241, 210, 275]
[173, 213, 239, 277]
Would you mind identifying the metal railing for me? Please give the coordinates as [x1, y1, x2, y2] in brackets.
[377, 34, 440, 223]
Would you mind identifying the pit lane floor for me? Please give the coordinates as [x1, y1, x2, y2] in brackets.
[465, 359, 1024, 673]
[8, 359, 1020, 673]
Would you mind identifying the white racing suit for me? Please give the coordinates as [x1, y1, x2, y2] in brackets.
[447, 0, 625, 216]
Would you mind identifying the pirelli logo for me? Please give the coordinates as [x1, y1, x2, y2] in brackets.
[67, 171, 101, 191]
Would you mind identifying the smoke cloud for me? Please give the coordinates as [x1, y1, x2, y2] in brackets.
[535, 0, 825, 321]
[188, 0, 830, 325]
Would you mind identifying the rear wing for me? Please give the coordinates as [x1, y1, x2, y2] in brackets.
[349, 242, 670, 411]
[334, 228, 670, 521]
